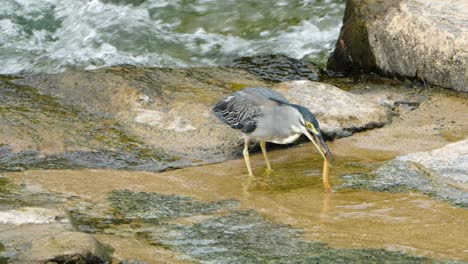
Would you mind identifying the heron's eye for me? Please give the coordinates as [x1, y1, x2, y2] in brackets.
[306, 121, 318, 133]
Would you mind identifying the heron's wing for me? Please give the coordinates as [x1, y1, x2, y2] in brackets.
[212, 87, 287, 133]
[242, 87, 289, 104]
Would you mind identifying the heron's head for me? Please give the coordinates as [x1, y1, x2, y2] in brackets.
[295, 105, 334, 164]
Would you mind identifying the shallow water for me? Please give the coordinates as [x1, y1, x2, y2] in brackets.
[1, 82, 467, 262]
[5, 142, 468, 262]
[0, 0, 344, 75]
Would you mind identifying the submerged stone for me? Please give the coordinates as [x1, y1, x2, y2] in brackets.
[160, 210, 451, 263]
[231, 54, 321, 83]
[23, 231, 112, 263]
[341, 140, 468, 208]
[0, 176, 63, 210]
[108, 190, 239, 222]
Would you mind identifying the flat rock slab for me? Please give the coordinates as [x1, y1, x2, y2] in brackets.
[0, 67, 393, 170]
[23, 231, 110, 263]
[64, 189, 448, 264]
[6, 67, 267, 169]
[274, 80, 392, 138]
[342, 140, 468, 207]
[0, 207, 67, 225]
[400, 140, 468, 189]
[328, 0, 468, 92]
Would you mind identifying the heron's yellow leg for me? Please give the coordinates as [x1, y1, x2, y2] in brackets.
[243, 139, 254, 177]
[260, 141, 273, 172]
[323, 159, 332, 192]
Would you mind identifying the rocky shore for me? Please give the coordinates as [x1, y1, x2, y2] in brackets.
[0, 1, 467, 263]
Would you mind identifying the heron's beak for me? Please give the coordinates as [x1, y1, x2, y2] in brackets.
[303, 129, 334, 166]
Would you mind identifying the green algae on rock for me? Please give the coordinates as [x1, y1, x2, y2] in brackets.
[11, 66, 268, 165]
[4, 65, 395, 169]
[0, 176, 63, 210]
[0, 80, 187, 172]
[69, 190, 239, 234]
[68, 190, 462, 263]
[108, 190, 239, 222]
[160, 210, 455, 264]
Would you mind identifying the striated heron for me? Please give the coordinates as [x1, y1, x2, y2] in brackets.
[213, 87, 334, 191]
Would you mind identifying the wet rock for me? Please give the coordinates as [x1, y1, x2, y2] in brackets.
[231, 54, 320, 82]
[160, 210, 444, 263]
[0, 176, 64, 210]
[0, 207, 67, 225]
[0, 145, 183, 172]
[22, 231, 111, 263]
[0, 177, 105, 263]
[71, 190, 240, 234]
[108, 190, 239, 222]
[2, 66, 391, 169]
[0, 81, 186, 172]
[118, 260, 149, 264]
[273, 80, 392, 138]
[68, 191, 456, 264]
[327, 0, 468, 92]
[46, 253, 108, 264]
[352, 88, 427, 114]
[9, 66, 267, 167]
[342, 140, 468, 207]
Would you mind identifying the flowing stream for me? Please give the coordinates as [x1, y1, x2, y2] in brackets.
[0, 0, 344, 74]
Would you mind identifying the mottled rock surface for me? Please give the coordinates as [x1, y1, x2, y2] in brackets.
[0, 207, 67, 225]
[274, 80, 392, 138]
[342, 140, 468, 207]
[328, 0, 468, 92]
[0, 67, 394, 171]
[0, 178, 111, 263]
[4, 67, 267, 170]
[25, 231, 110, 263]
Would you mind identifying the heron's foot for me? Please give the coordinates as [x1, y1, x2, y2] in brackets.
[324, 186, 333, 193]
[264, 168, 274, 175]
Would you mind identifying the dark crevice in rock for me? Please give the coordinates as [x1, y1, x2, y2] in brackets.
[46, 253, 107, 264]
[231, 54, 321, 83]
[0, 145, 187, 173]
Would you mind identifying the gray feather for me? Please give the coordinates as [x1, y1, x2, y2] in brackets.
[212, 87, 289, 133]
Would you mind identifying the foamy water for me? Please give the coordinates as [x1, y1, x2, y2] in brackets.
[0, 0, 344, 74]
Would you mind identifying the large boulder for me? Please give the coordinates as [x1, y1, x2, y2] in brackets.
[327, 0, 468, 92]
